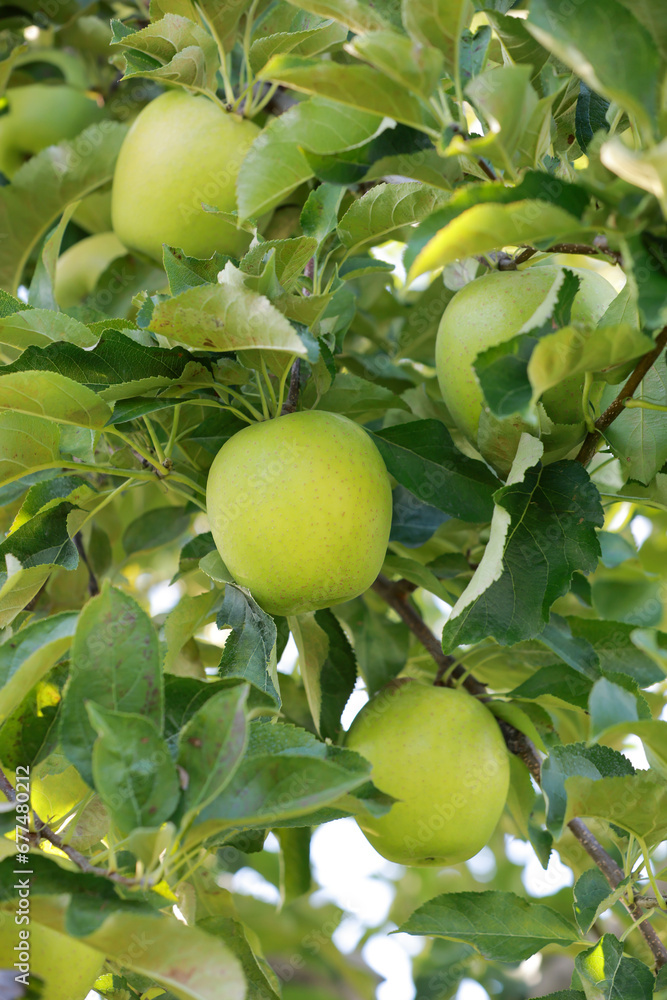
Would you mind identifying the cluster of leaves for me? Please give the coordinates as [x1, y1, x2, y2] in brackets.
[1, 0, 667, 998]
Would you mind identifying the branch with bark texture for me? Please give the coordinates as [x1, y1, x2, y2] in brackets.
[371, 574, 667, 969]
[576, 326, 667, 466]
[0, 766, 155, 888]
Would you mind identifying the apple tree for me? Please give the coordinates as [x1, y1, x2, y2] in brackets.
[1, 0, 667, 998]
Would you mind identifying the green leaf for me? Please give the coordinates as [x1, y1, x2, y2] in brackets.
[565, 617, 663, 687]
[260, 55, 438, 134]
[191, 721, 372, 839]
[0, 122, 127, 294]
[526, 0, 660, 140]
[275, 827, 312, 904]
[123, 506, 193, 556]
[602, 364, 667, 485]
[442, 443, 603, 651]
[538, 614, 600, 679]
[114, 14, 220, 90]
[198, 917, 281, 999]
[573, 869, 631, 936]
[542, 743, 635, 838]
[348, 29, 445, 99]
[162, 245, 231, 296]
[485, 10, 549, 81]
[0, 413, 61, 491]
[60, 583, 163, 785]
[300, 184, 344, 245]
[336, 599, 410, 694]
[338, 181, 450, 253]
[311, 372, 409, 420]
[0, 371, 111, 428]
[575, 82, 610, 154]
[88, 703, 180, 835]
[240, 236, 318, 290]
[0, 500, 78, 572]
[405, 171, 589, 274]
[0, 611, 77, 725]
[249, 20, 347, 73]
[280, 0, 398, 32]
[176, 685, 249, 820]
[0, 308, 97, 351]
[399, 890, 580, 962]
[575, 934, 655, 1000]
[371, 419, 497, 522]
[150, 263, 307, 356]
[289, 608, 357, 740]
[510, 665, 592, 711]
[237, 97, 382, 221]
[408, 199, 590, 281]
[588, 676, 650, 739]
[217, 584, 280, 706]
[592, 719, 667, 781]
[402, 0, 473, 69]
[163, 589, 218, 671]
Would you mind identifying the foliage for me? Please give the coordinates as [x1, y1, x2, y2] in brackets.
[0, 1, 667, 998]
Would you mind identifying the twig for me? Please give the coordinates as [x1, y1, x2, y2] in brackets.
[281, 358, 302, 416]
[514, 239, 623, 266]
[371, 573, 667, 968]
[74, 533, 100, 597]
[371, 575, 485, 697]
[0, 766, 153, 888]
[576, 326, 667, 466]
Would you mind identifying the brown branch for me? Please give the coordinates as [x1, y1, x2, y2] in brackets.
[74, 533, 99, 597]
[371, 574, 667, 968]
[0, 766, 154, 888]
[514, 239, 622, 267]
[281, 358, 302, 416]
[576, 326, 667, 466]
[371, 574, 485, 697]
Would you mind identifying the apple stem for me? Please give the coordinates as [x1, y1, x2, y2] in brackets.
[281, 358, 302, 415]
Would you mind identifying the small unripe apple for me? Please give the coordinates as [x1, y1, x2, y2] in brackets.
[435, 265, 615, 468]
[206, 411, 392, 616]
[0, 920, 104, 1000]
[345, 680, 509, 866]
[0, 84, 104, 178]
[55, 231, 127, 307]
[112, 90, 260, 262]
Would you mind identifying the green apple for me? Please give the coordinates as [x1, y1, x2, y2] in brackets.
[0, 84, 104, 178]
[112, 89, 261, 262]
[0, 920, 104, 1000]
[435, 265, 615, 468]
[55, 231, 127, 307]
[345, 679, 510, 866]
[206, 411, 392, 616]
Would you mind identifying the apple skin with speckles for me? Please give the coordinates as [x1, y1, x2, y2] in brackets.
[345, 680, 510, 866]
[0, 921, 104, 1000]
[112, 90, 260, 262]
[435, 265, 615, 469]
[206, 410, 393, 616]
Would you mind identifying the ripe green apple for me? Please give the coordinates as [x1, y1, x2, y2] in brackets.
[435, 265, 615, 468]
[112, 89, 261, 262]
[55, 231, 127, 307]
[0, 920, 104, 1000]
[0, 84, 104, 178]
[345, 678, 509, 866]
[346, 680, 510, 866]
[206, 411, 392, 616]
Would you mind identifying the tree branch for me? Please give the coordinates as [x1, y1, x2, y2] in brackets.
[514, 239, 622, 267]
[371, 574, 667, 968]
[0, 766, 154, 888]
[74, 532, 99, 597]
[576, 326, 667, 466]
[281, 358, 302, 416]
